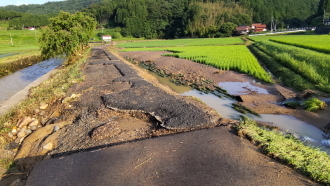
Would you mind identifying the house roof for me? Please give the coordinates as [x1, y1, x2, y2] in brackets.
[102, 35, 112, 37]
[252, 23, 267, 28]
[257, 25, 267, 28]
[236, 26, 249, 31]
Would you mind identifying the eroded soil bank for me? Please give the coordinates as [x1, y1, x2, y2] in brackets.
[119, 51, 330, 131]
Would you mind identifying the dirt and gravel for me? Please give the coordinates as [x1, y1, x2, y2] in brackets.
[120, 50, 330, 130]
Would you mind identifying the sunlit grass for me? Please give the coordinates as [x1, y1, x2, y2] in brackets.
[237, 116, 330, 184]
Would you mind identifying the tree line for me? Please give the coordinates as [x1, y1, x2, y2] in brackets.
[0, 0, 103, 15]
[1, 0, 327, 37]
[83, 0, 320, 38]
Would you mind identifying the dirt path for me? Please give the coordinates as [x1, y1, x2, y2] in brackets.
[3, 46, 322, 185]
[120, 51, 330, 131]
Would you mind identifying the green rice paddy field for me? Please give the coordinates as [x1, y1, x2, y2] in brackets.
[118, 35, 330, 94]
[117, 37, 244, 48]
[0, 30, 41, 76]
[122, 45, 273, 83]
[249, 35, 330, 54]
[0, 30, 41, 55]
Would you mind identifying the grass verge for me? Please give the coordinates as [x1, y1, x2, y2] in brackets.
[237, 116, 330, 185]
[0, 51, 41, 78]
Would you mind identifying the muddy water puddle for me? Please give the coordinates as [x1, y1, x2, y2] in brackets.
[182, 90, 241, 119]
[143, 70, 330, 153]
[147, 71, 193, 93]
[0, 53, 19, 58]
[219, 81, 269, 95]
[0, 58, 63, 104]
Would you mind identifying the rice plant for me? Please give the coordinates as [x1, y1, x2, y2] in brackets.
[269, 35, 330, 54]
[117, 38, 244, 48]
[121, 45, 273, 83]
[248, 45, 315, 91]
[252, 41, 330, 93]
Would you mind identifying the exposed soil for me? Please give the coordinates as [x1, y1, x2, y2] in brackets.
[119, 51, 330, 130]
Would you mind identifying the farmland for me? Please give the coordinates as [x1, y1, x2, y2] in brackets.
[118, 34, 330, 95]
[0, 30, 41, 55]
[116, 37, 244, 48]
[248, 35, 330, 54]
[0, 30, 41, 77]
[121, 45, 273, 83]
[269, 35, 330, 54]
[251, 39, 330, 93]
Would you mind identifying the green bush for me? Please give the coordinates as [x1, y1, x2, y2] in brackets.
[302, 98, 327, 112]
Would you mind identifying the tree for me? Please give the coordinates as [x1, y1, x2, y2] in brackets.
[39, 11, 96, 60]
[219, 22, 237, 37]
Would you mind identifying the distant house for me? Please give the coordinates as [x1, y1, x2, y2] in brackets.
[235, 26, 250, 35]
[102, 35, 112, 41]
[324, 19, 330, 25]
[251, 23, 267, 32]
[27, 27, 35, 30]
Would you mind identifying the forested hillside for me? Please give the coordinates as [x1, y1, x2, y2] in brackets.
[83, 0, 320, 38]
[1, 0, 326, 38]
[0, 0, 103, 15]
[0, 10, 24, 20]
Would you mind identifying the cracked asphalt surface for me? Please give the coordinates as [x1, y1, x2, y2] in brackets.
[101, 50, 217, 129]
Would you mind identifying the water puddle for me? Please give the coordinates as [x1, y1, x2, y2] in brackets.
[219, 82, 269, 95]
[142, 69, 330, 153]
[0, 53, 19, 58]
[148, 71, 193, 94]
[0, 58, 63, 104]
[253, 114, 329, 151]
[182, 90, 241, 119]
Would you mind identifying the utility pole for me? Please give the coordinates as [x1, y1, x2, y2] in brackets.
[10, 32, 13, 46]
[271, 17, 276, 33]
[34, 26, 37, 42]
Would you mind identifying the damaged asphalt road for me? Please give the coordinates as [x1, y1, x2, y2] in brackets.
[47, 46, 220, 157]
[99, 49, 218, 129]
[23, 46, 319, 186]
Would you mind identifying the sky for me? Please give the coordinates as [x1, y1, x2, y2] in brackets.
[0, 0, 64, 7]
